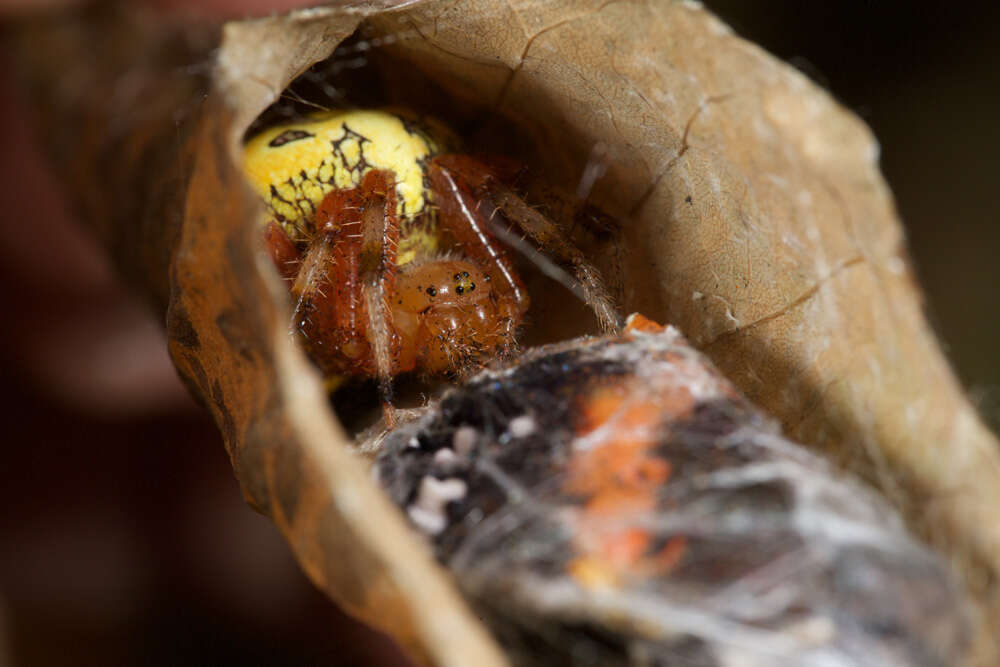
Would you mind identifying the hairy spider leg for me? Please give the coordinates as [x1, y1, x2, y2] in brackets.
[425, 160, 530, 351]
[429, 155, 622, 335]
[355, 171, 401, 427]
[285, 170, 402, 426]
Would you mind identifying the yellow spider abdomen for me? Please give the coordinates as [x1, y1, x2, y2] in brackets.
[242, 110, 442, 259]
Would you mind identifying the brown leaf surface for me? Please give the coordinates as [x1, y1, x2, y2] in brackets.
[11, 0, 1000, 663]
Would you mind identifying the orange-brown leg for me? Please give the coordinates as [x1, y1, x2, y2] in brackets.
[290, 190, 364, 371]
[429, 155, 621, 334]
[355, 170, 401, 426]
[290, 170, 402, 426]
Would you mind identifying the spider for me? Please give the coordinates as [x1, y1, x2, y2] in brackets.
[243, 109, 620, 425]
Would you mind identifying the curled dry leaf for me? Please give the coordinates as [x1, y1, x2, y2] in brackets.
[10, 0, 1000, 663]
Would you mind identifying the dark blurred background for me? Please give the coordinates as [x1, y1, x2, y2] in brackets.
[0, 1, 997, 666]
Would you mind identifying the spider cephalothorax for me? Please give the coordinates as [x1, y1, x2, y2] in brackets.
[243, 109, 619, 423]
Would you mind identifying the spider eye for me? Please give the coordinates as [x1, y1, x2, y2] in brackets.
[451, 269, 478, 298]
[426, 287, 437, 297]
